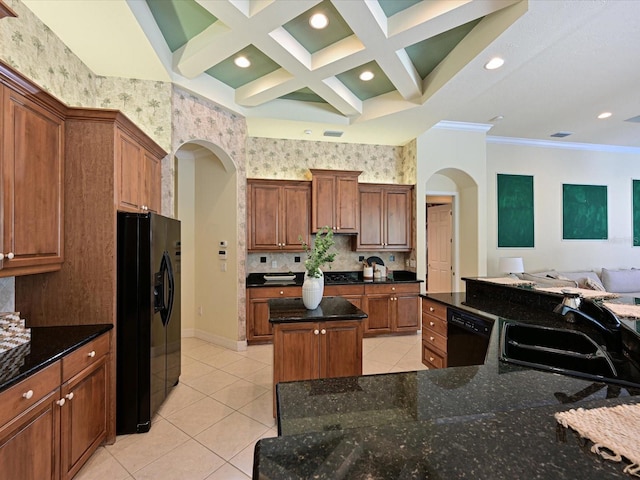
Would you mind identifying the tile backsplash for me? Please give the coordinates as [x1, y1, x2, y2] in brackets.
[247, 235, 408, 274]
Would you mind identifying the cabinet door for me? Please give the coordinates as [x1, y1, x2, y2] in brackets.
[273, 322, 320, 384]
[248, 182, 281, 250]
[142, 150, 161, 213]
[281, 184, 310, 250]
[321, 320, 362, 378]
[116, 129, 143, 212]
[311, 175, 335, 232]
[394, 294, 420, 331]
[335, 176, 359, 232]
[0, 389, 60, 480]
[363, 294, 392, 335]
[2, 87, 64, 274]
[357, 188, 384, 249]
[385, 189, 411, 250]
[247, 298, 273, 343]
[60, 356, 108, 480]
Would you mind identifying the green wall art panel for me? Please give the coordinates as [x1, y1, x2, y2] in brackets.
[497, 174, 534, 248]
[633, 180, 640, 246]
[562, 184, 608, 240]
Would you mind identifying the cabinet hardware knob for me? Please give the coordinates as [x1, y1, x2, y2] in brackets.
[429, 356, 434, 362]
[0, 252, 14, 260]
[87, 351, 96, 358]
[321, 329, 326, 335]
[65, 392, 74, 401]
[56, 398, 65, 407]
[279, 291, 284, 295]
[430, 336, 435, 341]
[429, 307, 435, 312]
[391, 287, 395, 291]
[22, 390, 33, 400]
[429, 321, 435, 326]
[314, 329, 319, 335]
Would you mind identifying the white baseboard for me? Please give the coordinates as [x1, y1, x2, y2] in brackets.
[182, 329, 247, 352]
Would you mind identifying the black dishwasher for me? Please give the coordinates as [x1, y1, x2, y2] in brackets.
[447, 308, 493, 367]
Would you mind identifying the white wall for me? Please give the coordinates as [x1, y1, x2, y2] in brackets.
[416, 124, 490, 292]
[486, 141, 640, 275]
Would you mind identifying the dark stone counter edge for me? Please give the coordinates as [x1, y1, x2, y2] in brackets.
[268, 297, 368, 324]
[246, 270, 422, 287]
[0, 324, 113, 393]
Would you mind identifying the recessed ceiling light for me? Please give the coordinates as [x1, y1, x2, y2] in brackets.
[597, 112, 612, 119]
[234, 56, 250, 68]
[484, 57, 504, 70]
[359, 71, 374, 81]
[304, 129, 312, 135]
[309, 13, 328, 29]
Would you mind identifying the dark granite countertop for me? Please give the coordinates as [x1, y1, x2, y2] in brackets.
[268, 297, 367, 324]
[254, 280, 640, 479]
[247, 270, 421, 287]
[0, 324, 112, 392]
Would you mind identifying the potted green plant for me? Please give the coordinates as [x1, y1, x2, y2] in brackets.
[300, 226, 336, 309]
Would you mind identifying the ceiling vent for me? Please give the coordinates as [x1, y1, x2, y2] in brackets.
[624, 115, 640, 123]
[323, 130, 344, 137]
[550, 131, 573, 138]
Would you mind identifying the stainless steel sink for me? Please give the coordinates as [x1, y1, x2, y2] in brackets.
[499, 321, 618, 380]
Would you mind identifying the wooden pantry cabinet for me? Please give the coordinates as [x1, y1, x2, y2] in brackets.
[355, 184, 412, 252]
[0, 65, 65, 277]
[362, 283, 420, 336]
[0, 332, 110, 480]
[247, 179, 311, 252]
[421, 297, 448, 369]
[310, 169, 360, 233]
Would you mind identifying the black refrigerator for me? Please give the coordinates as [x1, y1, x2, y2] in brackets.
[116, 211, 181, 434]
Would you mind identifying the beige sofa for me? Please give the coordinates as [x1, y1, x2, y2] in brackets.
[516, 268, 640, 297]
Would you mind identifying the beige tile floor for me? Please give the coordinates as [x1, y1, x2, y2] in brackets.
[76, 333, 425, 480]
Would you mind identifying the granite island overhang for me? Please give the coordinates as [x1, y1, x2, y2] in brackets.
[254, 282, 640, 479]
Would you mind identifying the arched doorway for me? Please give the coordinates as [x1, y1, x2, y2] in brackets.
[174, 141, 241, 350]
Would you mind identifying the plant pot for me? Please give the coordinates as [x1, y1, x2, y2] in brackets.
[302, 272, 324, 309]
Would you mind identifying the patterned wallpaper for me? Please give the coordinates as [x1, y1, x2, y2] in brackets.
[171, 86, 248, 341]
[247, 137, 408, 183]
[0, 0, 172, 152]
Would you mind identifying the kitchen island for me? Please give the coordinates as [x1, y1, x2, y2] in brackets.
[254, 283, 640, 479]
[269, 296, 367, 418]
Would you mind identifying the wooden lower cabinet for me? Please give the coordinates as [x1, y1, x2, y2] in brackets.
[0, 332, 110, 480]
[272, 319, 363, 414]
[422, 297, 448, 369]
[324, 285, 364, 310]
[362, 283, 420, 336]
[247, 286, 302, 344]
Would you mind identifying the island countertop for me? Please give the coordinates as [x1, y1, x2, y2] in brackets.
[268, 296, 367, 324]
[254, 282, 640, 479]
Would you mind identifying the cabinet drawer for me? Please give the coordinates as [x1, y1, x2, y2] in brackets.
[324, 284, 364, 296]
[422, 312, 447, 336]
[422, 329, 447, 353]
[62, 333, 110, 381]
[0, 360, 61, 427]
[364, 283, 419, 295]
[422, 298, 447, 321]
[248, 286, 302, 300]
[422, 343, 445, 369]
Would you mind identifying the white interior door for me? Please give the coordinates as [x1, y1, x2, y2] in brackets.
[427, 204, 452, 292]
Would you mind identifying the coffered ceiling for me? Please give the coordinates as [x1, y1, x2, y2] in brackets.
[22, 0, 640, 149]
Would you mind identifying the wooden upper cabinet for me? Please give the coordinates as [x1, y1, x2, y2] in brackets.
[1, 84, 64, 276]
[355, 183, 413, 251]
[247, 179, 311, 252]
[310, 169, 360, 233]
[116, 127, 161, 213]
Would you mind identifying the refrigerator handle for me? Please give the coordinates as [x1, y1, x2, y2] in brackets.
[155, 251, 175, 326]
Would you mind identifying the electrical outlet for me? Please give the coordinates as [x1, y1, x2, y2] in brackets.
[389, 255, 395, 262]
[271, 260, 277, 268]
[260, 257, 266, 263]
[197, 306, 203, 316]
[220, 262, 227, 272]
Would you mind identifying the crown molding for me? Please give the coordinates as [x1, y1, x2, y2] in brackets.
[487, 135, 640, 154]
